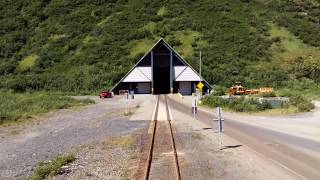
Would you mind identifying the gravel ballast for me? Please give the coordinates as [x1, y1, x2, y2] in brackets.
[0, 95, 153, 179]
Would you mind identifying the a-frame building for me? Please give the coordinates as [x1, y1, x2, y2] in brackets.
[111, 39, 212, 95]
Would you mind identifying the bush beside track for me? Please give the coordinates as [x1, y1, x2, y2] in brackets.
[201, 93, 314, 113]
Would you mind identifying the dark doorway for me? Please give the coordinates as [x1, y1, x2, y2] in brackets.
[153, 44, 171, 94]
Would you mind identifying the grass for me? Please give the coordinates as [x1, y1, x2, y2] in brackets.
[192, 132, 204, 140]
[236, 106, 299, 116]
[0, 91, 95, 125]
[276, 80, 320, 100]
[200, 100, 300, 115]
[124, 111, 133, 116]
[97, 16, 112, 27]
[1, 0, 319, 95]
[27, 154, 75, 180]
[18, 54, 39, 72]
[142, 22, 157, 34]
[82, 35, 96, 44]
[129, 38, 156, 58]
[129, 29, 205, 60]
[173, 30, 201, 58]
[157, 7, 167, 16]
[201, 96, 271, 112]
[102, 136, 135, 150]
[48, 34, 67, 41]
[268, 23, 320, 65]
[201, 93, 315, 114]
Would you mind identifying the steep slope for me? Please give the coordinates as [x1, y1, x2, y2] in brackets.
[0, 0, 319, 93]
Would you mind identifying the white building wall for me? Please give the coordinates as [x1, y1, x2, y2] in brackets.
[175, 66, 201, 81]
[123, 67, 151, 82]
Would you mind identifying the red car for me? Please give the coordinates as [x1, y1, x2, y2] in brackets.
[99, 91, 112, 98]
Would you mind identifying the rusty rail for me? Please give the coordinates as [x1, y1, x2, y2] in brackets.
[142, 95, 181, 180]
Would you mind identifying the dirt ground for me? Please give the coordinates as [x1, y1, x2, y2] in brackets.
[0, 95, 154, 179]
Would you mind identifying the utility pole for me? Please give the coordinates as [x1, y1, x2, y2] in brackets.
[199, 50, 202, 81]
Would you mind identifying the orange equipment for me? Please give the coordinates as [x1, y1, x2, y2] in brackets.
[228, 82, 273, 96]
[228, 82, 246, 95]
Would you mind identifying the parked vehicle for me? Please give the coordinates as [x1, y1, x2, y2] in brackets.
[99, 91, 112, 98]
[119, 90, 129, 95]
[228, 82, 273, 96]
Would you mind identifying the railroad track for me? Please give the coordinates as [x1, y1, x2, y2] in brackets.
[139, 95, 181, 180]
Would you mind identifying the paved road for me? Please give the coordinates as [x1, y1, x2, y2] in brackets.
[168, 97, 320, 180]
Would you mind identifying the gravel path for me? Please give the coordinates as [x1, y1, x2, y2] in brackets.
[0, 95, 152, 179]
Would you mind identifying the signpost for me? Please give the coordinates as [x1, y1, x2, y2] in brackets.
[124, 91, 134, 115]
[213, 107, 224, 150]
[130, 90, 134, 100]
[197, 82, 204, 99]
[197, 82, 204, 90]
[192, 98, 197, 119]
[124, 92, 129, 115]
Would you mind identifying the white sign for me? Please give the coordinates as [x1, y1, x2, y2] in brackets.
[213, 107, 224, 133]
[213, 107, 224, 150]
[192, 98, 197, 118]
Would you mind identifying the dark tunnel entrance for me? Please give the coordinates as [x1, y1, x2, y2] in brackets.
[153, 44, 171, 94]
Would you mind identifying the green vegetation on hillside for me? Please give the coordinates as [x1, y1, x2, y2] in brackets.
[18, 54, 39, 72]
[0, 0, 319, 95]
[0, 92, 94, 124]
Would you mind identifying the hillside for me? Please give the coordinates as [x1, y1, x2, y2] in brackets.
[0, 0, 319, 94]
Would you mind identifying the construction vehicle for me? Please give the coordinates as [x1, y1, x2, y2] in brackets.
[228, 82, 273, 96]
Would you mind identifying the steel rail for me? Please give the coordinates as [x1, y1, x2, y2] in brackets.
[164, 95, 181, 180]
[143, 95, 181, 180]
[143, 95, 159, 180]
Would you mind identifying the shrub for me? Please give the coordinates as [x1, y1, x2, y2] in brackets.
[0, 92, 95, 124]
[257, 100, 273, 111]
[28, 154, 75, 180]
[0, 60, 16, 75]
[289, 94, 308, 106]
[167, 36, 182, 47]
[201, 95, 228, 107]
[275, 87, 316, 112]
[212, 85, 226, 96]
[232, 103, 246, 112]
[0, 0, 319, 98]
[202, 95, 273, 112]
[260, 92, 276, 97]
[297, 102, 315, 112]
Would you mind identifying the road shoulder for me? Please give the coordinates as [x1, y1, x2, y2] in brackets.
[168, 95, 301, 179]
